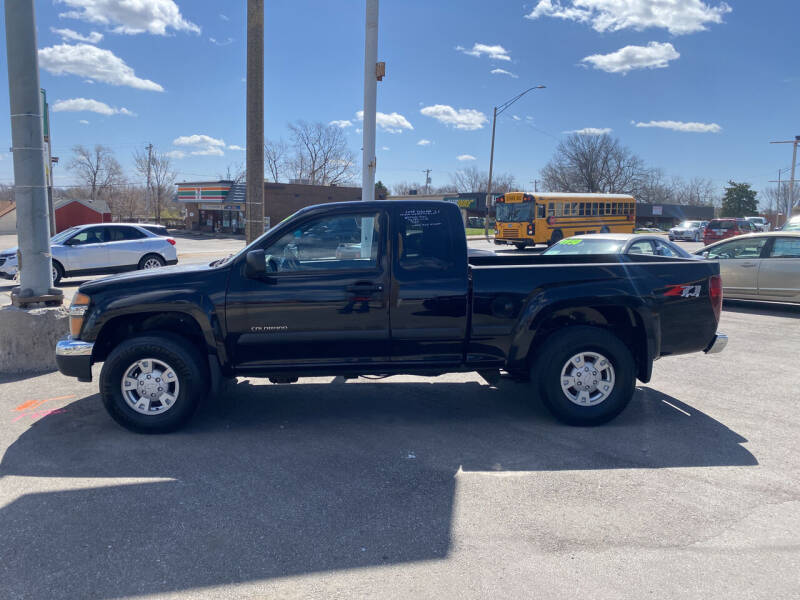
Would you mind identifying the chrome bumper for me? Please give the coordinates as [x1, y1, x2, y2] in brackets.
[56, 337, 94, 356]
[704, 333, 728, 354]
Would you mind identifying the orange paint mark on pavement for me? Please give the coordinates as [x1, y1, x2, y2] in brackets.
[14, 395, 76, 412]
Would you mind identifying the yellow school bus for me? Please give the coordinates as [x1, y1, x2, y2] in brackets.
[494, 192, 636, 249]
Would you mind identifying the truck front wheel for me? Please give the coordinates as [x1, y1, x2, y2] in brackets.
[531, 326, 635, 426]
[100, 334, 208, 433]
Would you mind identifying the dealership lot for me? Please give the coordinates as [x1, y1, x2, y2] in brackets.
[0, 233, 798, 598]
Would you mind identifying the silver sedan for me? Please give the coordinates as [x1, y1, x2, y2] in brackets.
[0, 223, 178, 285]
[543, 233, 698, 259]
[696, 232, 800, 303]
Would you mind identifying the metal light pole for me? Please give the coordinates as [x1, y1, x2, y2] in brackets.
[770, 136, 800, 216]
[246, 0, 265, 243]
[484, 85, 546, 239]
[5, 0, 62, 306]
[361, 0, 379, 202]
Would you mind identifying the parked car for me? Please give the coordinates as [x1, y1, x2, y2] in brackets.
[702, 218, 756, 245]
[779, 215, 800, 231]
[744, 216, 770, 232]
[696, 232, 800, 303]
[56, 200, 725, 433]
[669, 220, 708, 242]
[542, 234, 699, 259]
[0, 223, 177, 285]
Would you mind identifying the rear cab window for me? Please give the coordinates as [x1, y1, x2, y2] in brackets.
[395, 206, 458, 273]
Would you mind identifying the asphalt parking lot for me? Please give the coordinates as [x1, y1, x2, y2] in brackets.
[1, 234, 798, 599]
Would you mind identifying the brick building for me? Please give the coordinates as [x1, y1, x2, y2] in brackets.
[177, 180, 362, 234]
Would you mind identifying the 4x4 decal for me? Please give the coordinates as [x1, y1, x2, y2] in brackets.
[665, 284, 702, 298]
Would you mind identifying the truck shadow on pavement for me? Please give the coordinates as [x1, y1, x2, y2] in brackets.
[0, 381, 756, 598]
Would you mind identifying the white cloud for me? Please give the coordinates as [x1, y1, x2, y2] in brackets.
[566, 127, 613, 135]
[329, 119, 353, 128]
[456, 43, 511, 61]
[457, 154, 476, 161]
[52, 97, 136, 116]
[381, 146, 390, 151]
[417, 139, 432, 146]
[491, 68, 519, 78]
[526, 0, 731, 35]
[355, 110, 413, 133]
[512, 115, 522, 121]
[50, 27, 103, 43]
[165, 150, 186, 159]
[39, 44, 164, 91]
[227, 145, 245, 151]
[173, 134, 226, 156]
[420, 105, 488, 131]
[210, 37, 234, 46]
[219, 13, 229, 21]
[582, 42, 679, 74]
[57, 0, 200, 35]
[79, 119, 89, 125]
[632, 120, 721, 133]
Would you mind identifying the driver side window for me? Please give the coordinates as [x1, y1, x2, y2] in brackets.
[262, 212, 381, 272]
[68, 227, 106, 246]
[707, 237, 767, 259]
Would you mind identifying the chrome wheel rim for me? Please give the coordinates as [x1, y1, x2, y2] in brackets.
[560, 352, 615, 407]
[52, 266, 57, 281]
[142, 257, 163, 269]
[121, 358, 180, 415]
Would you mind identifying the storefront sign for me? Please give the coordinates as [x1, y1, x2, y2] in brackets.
[653, 205, 663, 216]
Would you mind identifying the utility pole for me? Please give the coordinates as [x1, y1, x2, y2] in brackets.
[770, 136, 800, 214]
[529, 179, 539, 193]
[246, 0, 265, 242]
[423, 168, 432, 195]
[144, 142, 153, 216]
[362, 0, 379, 202]
[5, 0, 62, 306]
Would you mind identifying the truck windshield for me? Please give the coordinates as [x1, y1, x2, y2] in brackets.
[496, 202, 534, 222]
[543, 238, 624, 255]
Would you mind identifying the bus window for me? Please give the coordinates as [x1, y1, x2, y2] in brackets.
[572, 202, 579, 216]
[555, 203, 563, 217]
[563, 203, 571, 217]
[598, 203, 605, 216]
[537, 204, 546, 218]
[548, 202, 555, 217]
[578, 203, 585, 216]
[592, 203, 599, 216]
[605, 203, 611, 215]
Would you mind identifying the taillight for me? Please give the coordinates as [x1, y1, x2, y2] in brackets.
[709, 275, 722, 323]
[167, 238, 176, 245]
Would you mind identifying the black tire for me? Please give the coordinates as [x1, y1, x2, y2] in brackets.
[668, 236, 675, 242]
[514, 242, 527, 250]
[138, 253, 166, 270]
[52, 260, 64, 286]
[531, 326, 635, 426]
[600, 225, 610, 233]
[100, 334, 208, 433]
[548, 229, 564, 246]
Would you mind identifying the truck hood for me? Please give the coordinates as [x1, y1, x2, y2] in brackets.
[79, 262, 223, 293]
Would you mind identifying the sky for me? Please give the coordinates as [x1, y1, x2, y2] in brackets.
[0, 0, 798, 205]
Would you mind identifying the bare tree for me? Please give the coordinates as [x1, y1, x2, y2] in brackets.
[0, 184, 14, 207]
[540, 134, 646, 195]
[287, 121, 357, 185]
[221, 163, 246, 184]
[264, 138, 288, 183]
[68, 145, 124, 202]
[763, 184, 794, 218]
[134, 147, 176, 224]
[450, 167, 517, 193]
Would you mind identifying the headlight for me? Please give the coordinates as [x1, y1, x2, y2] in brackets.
[69, 292, 91, 337]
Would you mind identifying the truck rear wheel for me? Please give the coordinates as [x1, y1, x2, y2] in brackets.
[514, 242, 527, 250]
[531, 326, 635, 426]
[100, 334, 208, 433]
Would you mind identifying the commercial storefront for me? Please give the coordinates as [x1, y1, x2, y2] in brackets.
[177, 180, 362, 234]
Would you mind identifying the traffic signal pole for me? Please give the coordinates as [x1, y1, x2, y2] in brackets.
[4, 0, 62, 306]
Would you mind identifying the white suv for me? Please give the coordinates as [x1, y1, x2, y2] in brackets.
[0, 223, 178, 285]
[745, 216, 770, 232]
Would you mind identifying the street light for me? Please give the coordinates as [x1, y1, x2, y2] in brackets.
[484, 85, 546, 239]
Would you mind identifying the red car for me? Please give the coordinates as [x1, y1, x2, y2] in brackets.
[703, 218, 756, 245]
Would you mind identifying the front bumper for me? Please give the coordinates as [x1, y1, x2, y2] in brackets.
[55, 336, 94, 381]
[704, 333, 728, 354]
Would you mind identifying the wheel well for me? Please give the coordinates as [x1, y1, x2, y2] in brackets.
[528, 306, 649, 380]
[92, 312, 206, 363]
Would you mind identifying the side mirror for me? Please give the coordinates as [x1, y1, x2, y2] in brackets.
[701, 251, 709, 259]
[245, 249, 267, 279]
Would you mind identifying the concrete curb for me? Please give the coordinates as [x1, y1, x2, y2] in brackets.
[0, 305, 69, 375]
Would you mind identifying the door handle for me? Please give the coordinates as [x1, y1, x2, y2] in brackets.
[740, 262, 757, 267]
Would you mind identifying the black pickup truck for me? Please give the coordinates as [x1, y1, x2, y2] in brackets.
[56, 201, 727, 432]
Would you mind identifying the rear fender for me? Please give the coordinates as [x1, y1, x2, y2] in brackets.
[507, 292, 659, 382]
